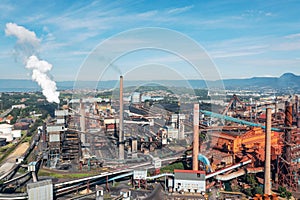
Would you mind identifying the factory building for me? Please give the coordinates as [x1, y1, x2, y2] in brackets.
[163, 126, 178, 139]
[0, 124, 13, 142]
[12, 130, 21, 139]
[27, 179, 53, 200]
[14, 122, 30, 130]
[131, 92, 141, 104]
[174, 169, 206, 193]
[209, 127, 282, 161]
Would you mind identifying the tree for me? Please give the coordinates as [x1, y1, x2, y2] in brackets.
[243, 188, 252, 196]
[252, 186, 263, 195]
[278, 186, 293, 199]
[245, 174, 257, 187]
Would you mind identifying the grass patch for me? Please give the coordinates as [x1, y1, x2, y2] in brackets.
[22, 136, 32, 143]
[38, 169, 95, 179]
[0, 143, 14, 153]
[160, 162, 185, 173]
[0, 143, 17, 163]
[18, 167, 28, 174]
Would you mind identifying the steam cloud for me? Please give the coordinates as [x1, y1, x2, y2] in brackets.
[5, 22, 60, 103]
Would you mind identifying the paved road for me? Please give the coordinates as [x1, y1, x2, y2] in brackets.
[0, 108, 13, 118]
[0, 142, 29, 178]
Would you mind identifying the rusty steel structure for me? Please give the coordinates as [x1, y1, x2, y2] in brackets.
[277, 102, 299, 191]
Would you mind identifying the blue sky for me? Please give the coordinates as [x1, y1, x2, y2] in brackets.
[0, 0, 300, 81]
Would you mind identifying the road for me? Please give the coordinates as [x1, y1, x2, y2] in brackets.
[0, 108, 13, 118]
[0, 142, 29, 179]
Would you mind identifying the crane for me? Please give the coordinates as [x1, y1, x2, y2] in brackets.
[223, 94, 245, 115]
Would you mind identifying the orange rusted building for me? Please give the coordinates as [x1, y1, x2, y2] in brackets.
[209, 127, 282, 161]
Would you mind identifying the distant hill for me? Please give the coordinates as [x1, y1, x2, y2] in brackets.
[220, 73, 300, 91]
[0, 79, 40, 92]
[0, 73, 299, 92]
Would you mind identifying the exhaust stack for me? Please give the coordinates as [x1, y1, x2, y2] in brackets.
[264, 108, 272, 195]
[80, 99, 86, 145]
[193, 104, 199, 171]
[119, 76, 124, 160]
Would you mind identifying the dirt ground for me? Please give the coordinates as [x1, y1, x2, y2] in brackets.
[0, 142, 29, 176]
[10, 142, 29, 157]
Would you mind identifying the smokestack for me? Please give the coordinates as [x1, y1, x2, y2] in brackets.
[275, 97, 278, 116]
[119, 76, 124, 160]
[284, 102, 293, 163]
[296, 95, 300, 128]
[193, 104, 199, 171]
[264, 108, 272, 195]
[80, 99, 86, 145]
[295, 95, 299, 118]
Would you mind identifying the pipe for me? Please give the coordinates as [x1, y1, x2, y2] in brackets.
[119, 76, 124, 160]
[200, 110, 281, 132]
[193, 104, 199, 171]
[32, 171, 38, 183]
[264, 107, 272, 195]
[206, 159, 251, 179]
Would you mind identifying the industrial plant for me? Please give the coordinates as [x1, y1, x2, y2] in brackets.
[0, 76, 299, 200]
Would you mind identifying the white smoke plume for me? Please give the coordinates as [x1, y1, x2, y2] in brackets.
[5, 22, 60, 103]
[26, 55, 60, 103]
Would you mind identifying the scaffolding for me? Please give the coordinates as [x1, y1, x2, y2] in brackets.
[277, 103, 299, 191]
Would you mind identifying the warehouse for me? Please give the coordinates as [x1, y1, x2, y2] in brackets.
[174, 169, 206, 193]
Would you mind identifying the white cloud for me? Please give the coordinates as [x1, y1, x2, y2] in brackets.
[167, 5, 194, 14]
[0, 3, 14, 16]
[270, 41, 300, 51]
[242, 10, 274, 18]
[137, 10, 158, 18]
[211, 50, 264, 58]
[285, 33, 300, 39]
[5, 22, 40, 47]
[206, 37, 269, 58]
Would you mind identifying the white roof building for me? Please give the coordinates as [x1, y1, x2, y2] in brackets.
[12, 130, 22, 138]
[0, 124, 13, 134]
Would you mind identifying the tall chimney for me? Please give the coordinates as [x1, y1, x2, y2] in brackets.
[284, 102, 293, 163]
[295, 95, 298, 115]
[80, 99, 86, 145]
[119, 76, 124, 160]
[295, 96, 299, 124]
[275, 97, 278, 117]
[193, 104, 199, 171]
[264, 108, 272, 195]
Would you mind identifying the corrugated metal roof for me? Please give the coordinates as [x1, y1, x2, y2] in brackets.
[174, 169, 205, 174]
[174, 170, 206, 181]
